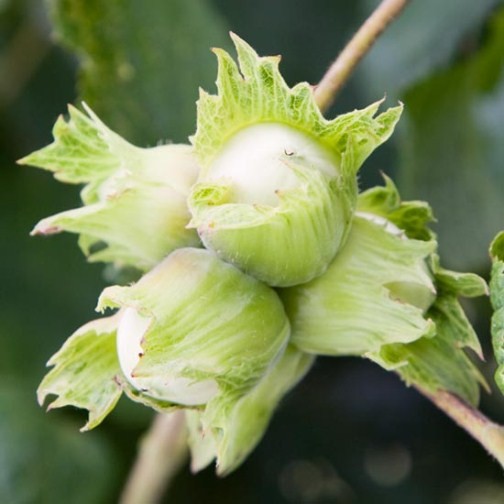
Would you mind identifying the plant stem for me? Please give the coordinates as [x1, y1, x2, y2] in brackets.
[120, 411, 188, 504]
[314, 0, 410, 113]
[417, 387, 504, 468]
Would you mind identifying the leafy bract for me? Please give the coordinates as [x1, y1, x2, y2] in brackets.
[490, 231, 504, 393]
[371, 262, 488, 406]
[187, 345, 314, 476]
[37, 315, 122, 431]
[283, 213, 437, 356]
[359, 180, 488, 405]
[356, 174, 434, 241]
[193, 33, 403, 176]
[19, 105, 200, 271]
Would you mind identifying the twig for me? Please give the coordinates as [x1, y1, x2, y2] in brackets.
[314, 0, 410, 113]
[120, 412, 188, 504]
[417, 387, 504, 468]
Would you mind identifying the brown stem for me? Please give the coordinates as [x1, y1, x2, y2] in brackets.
[417, 387, 504, 468]
[120, 412, 188, 504]
[314, 0, 410, 113]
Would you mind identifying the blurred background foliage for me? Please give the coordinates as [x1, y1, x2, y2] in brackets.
[1, 0, 504, 502]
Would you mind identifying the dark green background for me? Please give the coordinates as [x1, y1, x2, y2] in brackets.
[1, 0, 503, 502]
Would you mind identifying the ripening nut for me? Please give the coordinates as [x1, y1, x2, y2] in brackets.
[282, 210, 438, 356]
[188, 34, 403, 287]
[19, 104, 201, 271]
[97, 247, 290, 405]
[189, 124, 351, 288]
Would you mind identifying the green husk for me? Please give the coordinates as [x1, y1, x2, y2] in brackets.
[20, 104, 200, 271]
[189, 34, 403, 287]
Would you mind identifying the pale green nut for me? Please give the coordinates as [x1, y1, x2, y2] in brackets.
[188, 33, 403, 287]
[19, 104, 201, 271]
[98, 247, 290, 406]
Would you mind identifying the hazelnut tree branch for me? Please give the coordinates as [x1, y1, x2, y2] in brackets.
[417, 387, 504, 469]
[314, 0, 410, 113]
[120, 411, 188, 504]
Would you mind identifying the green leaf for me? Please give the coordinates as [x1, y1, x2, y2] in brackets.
[490, 231, 504, 393]
[359, 0, 496, 96]
[284, 177, 487, 405]
[46, 0, 230, 144]
[20, 105, 201, 271]
[371, 324, 484, 407]
[0, 383, 117, 504]
[431, 254, 489, 299]
[37, 315, 122, 431]
[18, 104, 132, 185]
[397, 7, 504, 271]
[193, 33, 403, 174]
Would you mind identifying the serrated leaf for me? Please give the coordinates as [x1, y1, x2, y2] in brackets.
[46, 0, 230, 144]
[285, 176, 487, 405]
[37, 315, 122, 431]
[190, 35, 402, 287]
[193, 33, 403, 176]
[431, 254, 489, 298]
[358, 176, 489, 301]
[490, 231, 504, 393]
